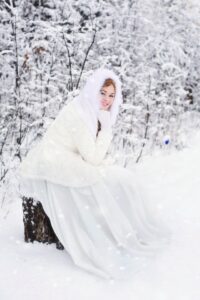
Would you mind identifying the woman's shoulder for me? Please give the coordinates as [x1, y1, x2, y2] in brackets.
[41, 101, 79, 137]
[63, 101, 87, 126]
[51, 101, 79, 126]
[58, 100, 76, 116]
[42, 100, 87, 140]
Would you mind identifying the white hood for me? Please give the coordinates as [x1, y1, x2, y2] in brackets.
[72, 68, 123, 140]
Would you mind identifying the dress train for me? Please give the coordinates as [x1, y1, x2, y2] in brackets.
[19, 164, 171, 280]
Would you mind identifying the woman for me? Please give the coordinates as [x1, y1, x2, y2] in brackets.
[18, 68, 171, 281]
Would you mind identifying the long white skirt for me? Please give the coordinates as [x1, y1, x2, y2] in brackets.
[19, 164, 171, 281]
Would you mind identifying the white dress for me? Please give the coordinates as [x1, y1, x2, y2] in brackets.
[20, 163, 171, 281]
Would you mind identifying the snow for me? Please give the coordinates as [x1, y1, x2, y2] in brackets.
[1, 131, 200, 300]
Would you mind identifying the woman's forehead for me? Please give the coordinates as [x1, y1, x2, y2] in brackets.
[100, 85, 115, 93]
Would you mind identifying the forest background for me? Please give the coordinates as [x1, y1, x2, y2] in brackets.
[0, 0, 200, 208]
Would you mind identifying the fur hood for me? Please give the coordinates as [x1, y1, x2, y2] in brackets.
[73, 68, 123, 139]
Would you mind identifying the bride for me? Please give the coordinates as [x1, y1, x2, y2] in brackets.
[18, 67, 171, 280]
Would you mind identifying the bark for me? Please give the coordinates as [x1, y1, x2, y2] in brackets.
[22, 196, 64, 250]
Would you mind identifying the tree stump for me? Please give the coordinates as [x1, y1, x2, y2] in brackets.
[22, 196, 64, 250]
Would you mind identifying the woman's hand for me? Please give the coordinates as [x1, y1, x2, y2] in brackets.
[97, 109, 112, 131]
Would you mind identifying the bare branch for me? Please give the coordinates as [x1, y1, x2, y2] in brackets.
[62, 30, 73, 91]
[76, 27, 97, 89]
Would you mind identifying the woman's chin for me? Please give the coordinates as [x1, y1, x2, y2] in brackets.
[100, 104, 110, 110]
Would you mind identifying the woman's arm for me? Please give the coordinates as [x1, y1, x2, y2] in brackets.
[70, 122, 112, 166]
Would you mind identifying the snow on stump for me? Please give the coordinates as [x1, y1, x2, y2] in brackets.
[22, 196, 64, 250]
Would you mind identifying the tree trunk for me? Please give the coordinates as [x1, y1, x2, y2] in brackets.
[22, 196, 64, 250]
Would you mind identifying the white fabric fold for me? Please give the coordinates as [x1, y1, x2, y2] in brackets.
[19, 164, 171, 281]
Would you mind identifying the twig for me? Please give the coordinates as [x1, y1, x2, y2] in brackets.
[76, 27, 97, 89]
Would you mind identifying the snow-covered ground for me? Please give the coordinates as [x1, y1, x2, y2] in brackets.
[1, 131, 200, 300]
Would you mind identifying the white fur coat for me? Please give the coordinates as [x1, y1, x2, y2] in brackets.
[17, 101, 115, 187]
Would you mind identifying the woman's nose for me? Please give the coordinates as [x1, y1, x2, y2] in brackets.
[102, 96, 109, 102]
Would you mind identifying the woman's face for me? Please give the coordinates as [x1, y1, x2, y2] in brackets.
[99, 84, 115, 110]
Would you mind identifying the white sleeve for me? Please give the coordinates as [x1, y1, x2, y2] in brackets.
[70, 122, 113, 166]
